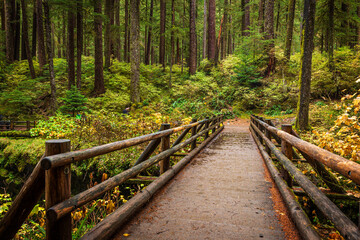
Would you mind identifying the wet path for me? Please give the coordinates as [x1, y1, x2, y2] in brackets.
[113, 125, 285, 240]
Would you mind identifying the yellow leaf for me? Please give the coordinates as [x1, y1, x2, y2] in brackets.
[123, 233, 130, 237]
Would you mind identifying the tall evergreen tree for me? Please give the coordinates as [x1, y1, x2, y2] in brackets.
[20, 0, 35, 79]
[296, 0, 316, 130]
[130, 0, 140, 103]
[189, 0, 197, 75]
[264, 0, 275, 76]
[159, 0, 166, 69]
[36, 0, 46, 69]
[67, 8, 75, 88]
[207, 0, 216, 62]
[94, 0, 105, 96]
[284, 0, 296, 62]
[76, 0, 83, 89]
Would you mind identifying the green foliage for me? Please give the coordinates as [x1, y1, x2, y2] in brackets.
[30, 113, 76, 139]
[233, 55, 262, 88]
[0, 131, 32, 138]
[60, 86, 88, 117]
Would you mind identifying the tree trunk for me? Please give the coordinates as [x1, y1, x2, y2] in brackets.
[115, 0, 121, 61]
[20, 0, 35, 79]
[43, 0, 57, 112]
[170, 0, 175, 67]
[145, 0, 153, 65]
[264, 0, 275, 76]
[130, 0, 140, 103]
[202, 0, 207, 59]
[189, 0, 197, 75]
[284, 0, 296, 62]
[228, 11, 233, 55]
[36, 0, 46, 69]
[124, 0, 129, 62]
[62, 10, 66, 58]
[258, 0, 264, 33]
[159, 0, 166, 69]
[176, 37, 180, 64]
[67, 9, 75, 89]
[0, 1, 4, 31]
[31, 0, 36, 57]
[14, 1, 20, 61]
[94, 0, 105, 96]
[207, 0, 216, 62]
[4, 0, 14, 63]
[274, 1, 280, 38]
[241, 0, 250, 36]
[76, 0, 83, 89]
[104, 0, 112, 69]
[358, 7, 360, 44]
[221, 0, 228, 60]
[295, 0, 316, 131]
[328, 0, 334, 71]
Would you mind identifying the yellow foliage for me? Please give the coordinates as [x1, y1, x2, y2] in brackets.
[314, 93, 360, 162]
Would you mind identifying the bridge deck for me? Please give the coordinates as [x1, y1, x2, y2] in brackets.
[113, 124, 287, 239]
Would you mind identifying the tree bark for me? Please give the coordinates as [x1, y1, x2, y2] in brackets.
[328, 0, 334, 71]
[295, 0, 316, 131]
[264, 0, 275, 76]
[221, 0, 228, 60]
[62, 10, 66, 58]
[258, 0, 264, 33]
[0, 1, 4, 31]
[170, 0, 175, 68]
[31, 0, 36, 57]
[189, 0, 197, 75]
[20, 0, 35, 79]
[284, 0, 296, 62]
[76, 0, 83, 89]
[94, 0, 105, 96]
[43, 0, 57, 112]
[241, 0, 250, 36]
[4, 0, 14, 63]
[358, 7, 360, 44]
[202, 0, 207, 59]
[145, 0, 153, 65]
[67, 9, 75, 89]
[124, 0, 129, 62]
[14, 1, 20, 61]
[36, 0, 46, 69]
[159, 0, 166, 69]
[115, 0, 121, 61]
[207, 0, 216, 62]
[104, 0, 112, 69]
[130, 0, 140, 103]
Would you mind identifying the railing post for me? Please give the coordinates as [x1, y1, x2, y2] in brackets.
[265, 120, 272, 154]
[45, 140, 72, 240]
[204, 117, 209, 139]
[281, 125, 293, 187]
[191, 118, 197, 150]
[160, 123, 171, 174]
[212, 117, 217, 134]
[26, 121, 30, 130]
[10, 120, 14, 130]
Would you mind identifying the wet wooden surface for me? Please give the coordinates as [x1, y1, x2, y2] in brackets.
[113, 125, 285, 240]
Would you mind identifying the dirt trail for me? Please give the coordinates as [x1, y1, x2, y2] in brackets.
[113, 120, 297, 240]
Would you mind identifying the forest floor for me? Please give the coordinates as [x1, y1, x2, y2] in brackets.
[113, 121, 300, 239]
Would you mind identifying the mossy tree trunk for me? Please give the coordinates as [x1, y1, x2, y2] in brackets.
[21, 0, 35, 79]
[76, 0, 83, 89]
[36, 0, 46, 69]
[295, 0, 316, 131]
[189, 0, 197, 75]
[67, 8, 75, 89]
[284, 0, 296, 62]
[94, 0, 105, 96]
[264, 0, 275, 76]
[207, 0, 216, 62]
[130, 0, 140, 103]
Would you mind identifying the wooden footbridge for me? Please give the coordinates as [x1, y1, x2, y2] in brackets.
[1, 115, 360, 239]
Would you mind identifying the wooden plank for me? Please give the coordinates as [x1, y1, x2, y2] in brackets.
[160, 123, 171, 174]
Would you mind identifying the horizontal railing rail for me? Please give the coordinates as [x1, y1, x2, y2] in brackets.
[0, 120, 36, 131]
[250, 115, 360, 240]
[0, 115, 224, 240]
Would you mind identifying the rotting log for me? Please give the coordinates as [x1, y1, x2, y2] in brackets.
[47, 122, 221, 221]
[41, 120, 206, 170]
[80, 125, 224, 240]
[251, 122, 360, 240]
[0, 155, 45, 240]
[45, 140, 72, 240]
[252, 116, 360, 186]
[250, 126, 321, 240]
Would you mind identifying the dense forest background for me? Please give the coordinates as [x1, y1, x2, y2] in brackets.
[1, 0, 360, 238]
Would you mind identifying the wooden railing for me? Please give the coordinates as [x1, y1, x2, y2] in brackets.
[0, 115, 224, 240]
[0, 120, 36, 131]
[250, 115, 360, 240]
